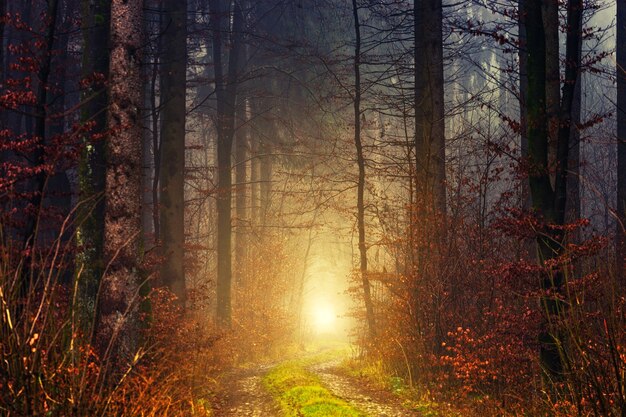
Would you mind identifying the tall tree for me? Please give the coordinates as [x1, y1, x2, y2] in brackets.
[352, 0, 376, 341]
[210, 0, 244, 325]
[234, 98, 248, 284]
[523, 0, 582, 381]
[159, 0, 187, 303]
[79, 0, 110, 307]
[618, 0, 626, 285]
[21, 0, 60, 289]
[94, 0, 144, 365]
[519, 0, 531, 212]
[0, 0, 5, 83]
[414, 0, 445, 216]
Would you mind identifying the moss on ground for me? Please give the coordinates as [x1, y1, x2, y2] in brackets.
[263, 357, 365, 417]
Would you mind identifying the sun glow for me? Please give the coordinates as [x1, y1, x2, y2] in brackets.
[311, 303, 336, 333]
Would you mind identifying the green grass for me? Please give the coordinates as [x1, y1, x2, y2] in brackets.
[263, 357, 365, 417]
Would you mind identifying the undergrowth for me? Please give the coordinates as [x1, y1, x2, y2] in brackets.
[339, 356, 456, 417]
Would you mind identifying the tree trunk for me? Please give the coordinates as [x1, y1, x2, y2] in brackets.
[566, 15, 583, 239]
[79, 0, 110, 311]
[0, 0, 5, 83]
[159, 0, 187, 304]
[250, 135, 260, 227]
[519, 0, 532, 211]
[543, 0, 559, 186]
[617, 0, 626, 285]
[524, 0, 583, 383]
[414, 0, 446, 216]
[259, 133, 272, 225]
[352, 0, 376, 341]
[94, 0, 144, 368]
[234, 98, 248, 284]
[20, 0, 59, 296]
[210, 0, 243, 326]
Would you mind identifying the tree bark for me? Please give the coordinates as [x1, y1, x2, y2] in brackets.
[159, 0, 187, 304]
[94, 0, 144, 368]
[234, 98, 248, 284]
[21, 0, 59, 294]
[0, 0, 5, 83]
[79, 0, 110, 311]
[210, 0, 243, 326]
[352, 0, 376, 341]
[617, 0, 626, 285]
[543, 0, 559, 186]
[524, 0, 582, 382]
[414, 0, 446, 216]
[519, 0, 531, 212]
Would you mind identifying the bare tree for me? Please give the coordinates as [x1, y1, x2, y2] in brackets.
[209, 0, 244, 326]
[523, 0, 583, 381]
[617, 0, 626, 285]
[352, 0, 376, 341]
[159, 0, 187, 303]
[79, 0, 110, 307]
[414, 0, 445, 216]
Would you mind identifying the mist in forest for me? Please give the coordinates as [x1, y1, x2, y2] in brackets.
[0, 0, 625, 416]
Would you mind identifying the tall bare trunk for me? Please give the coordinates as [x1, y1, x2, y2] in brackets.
[519, 0, 532, 211]
[159, 0, 187, 303]
[414, 0, 445, 216]
[352, 0, 376, 341]
[617, 0, 626, 285]
[234, 99, 248, 284]
[210, 0, 243, 326]
[543, 0, 559, 186]
[21, 0, 59, 294]
[79, 0, 110, 310]
[524, 0, 582, 383]
[94, 0, 144, 368]
[250, 136, 260, 227]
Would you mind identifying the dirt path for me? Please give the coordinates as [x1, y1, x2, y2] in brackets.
[310, 359, 422, 417]
[213, 354, 422, 417]
[211, 363, 279, 417]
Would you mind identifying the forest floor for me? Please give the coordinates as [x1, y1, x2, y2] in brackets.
[211, 346, 429, 417]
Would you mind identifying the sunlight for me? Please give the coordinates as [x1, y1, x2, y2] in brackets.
[311, 303, 337, 333]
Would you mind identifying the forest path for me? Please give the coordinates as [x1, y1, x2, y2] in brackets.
[212, 348, 424, 416]
[211, 362, 280, 417]
[309, 358, 423, 417]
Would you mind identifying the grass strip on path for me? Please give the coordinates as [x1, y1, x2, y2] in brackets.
[263, 353, 365, 417]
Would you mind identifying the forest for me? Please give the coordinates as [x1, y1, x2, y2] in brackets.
[0, 0, 624, 416]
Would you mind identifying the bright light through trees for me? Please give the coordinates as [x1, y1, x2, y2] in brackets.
[311, 302, 337, 333]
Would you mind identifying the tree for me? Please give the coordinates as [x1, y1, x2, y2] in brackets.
[21, 0, 60, 290]
[523, 0, 583, 381]
[159, 0, 187, 303]
[94, 0, 144, 365]
[352, 0, 376, 341]
[234, 97, 248, 284]
[414, 0, 445, 216]
[79, 0, 110, 309]
[617, 0, 626, 285]
[209, 0, 244, 326]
